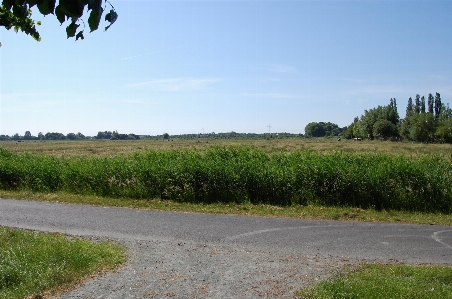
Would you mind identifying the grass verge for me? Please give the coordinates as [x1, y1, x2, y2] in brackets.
[295, 263, 452, 299]
[1, 190, 451, 226]
[0, 226, 126, 299]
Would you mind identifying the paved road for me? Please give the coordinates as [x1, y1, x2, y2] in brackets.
[1, 198, 451, 264]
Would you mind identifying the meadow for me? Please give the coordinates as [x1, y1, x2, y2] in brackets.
[0, 138, 451, 213]
[1, 137, 452, 158]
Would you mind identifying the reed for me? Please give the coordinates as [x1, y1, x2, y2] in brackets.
[0, 146, 450, 213]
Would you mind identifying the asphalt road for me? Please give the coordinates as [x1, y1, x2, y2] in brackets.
[1, 198, 451, 264]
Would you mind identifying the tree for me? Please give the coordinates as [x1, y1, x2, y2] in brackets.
[406, 97, 414, 117]
[434, 92, 442, 119]
[420, 96, 426, 114]
[356, 100, 399, 139]
[408, 113, 435, 142]
[0, 0, 118, 41]
[96, 131, 112, 139]
[24, 131, 32, 140]
[414, 94, 421, 115]
[304, 122, 343, 137]
[66, 132, 77, 140]
[372, 120, 398, 139]
[435, 118, 452, 143]
[428, 93, 434, 114]
[163, 133, 170, 140]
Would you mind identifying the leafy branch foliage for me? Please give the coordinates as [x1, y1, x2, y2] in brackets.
[0, 0, 117, 41]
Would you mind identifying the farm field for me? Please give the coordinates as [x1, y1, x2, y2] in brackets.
[1, 138, 452, 158]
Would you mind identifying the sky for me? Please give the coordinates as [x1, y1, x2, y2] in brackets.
[1, 0, 452, 136]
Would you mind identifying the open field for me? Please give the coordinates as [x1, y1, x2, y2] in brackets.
[1, 138, 452, 158]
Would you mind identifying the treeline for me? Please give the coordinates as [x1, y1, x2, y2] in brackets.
[0, 130, 303, 141]
[0, 132, 87, 141]
[0, 131, 141, 141]
[306, 92, 452, 143]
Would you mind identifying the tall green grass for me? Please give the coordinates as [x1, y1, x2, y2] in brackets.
[0, 227, 125, 299]
[0, 146, 451, 213]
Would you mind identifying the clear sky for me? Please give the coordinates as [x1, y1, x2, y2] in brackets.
[1, 0, 452, 136]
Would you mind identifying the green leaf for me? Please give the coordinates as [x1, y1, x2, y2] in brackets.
[104, 9, 117, 31]
[88, 0, 102, 11]
[3, 0, 15, 10]
[66, 22, 79, 38]
[37, 0, 56, 16]
[75, 30, 84, 40]
[12, 3, 27, 17]
[27, 0, 45, 8]
[55, 5, 65, 24]
[87, 7, 103, 32]
[59, 0, 85, 18]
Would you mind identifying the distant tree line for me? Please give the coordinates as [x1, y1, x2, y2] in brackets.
[0, 131, 140, 141]
[0, 130, 303, 141]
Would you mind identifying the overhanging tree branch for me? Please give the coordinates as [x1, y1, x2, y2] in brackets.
[0, 0, 117, 41]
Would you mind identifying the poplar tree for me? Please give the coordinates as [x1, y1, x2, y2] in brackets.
[406, 97, 414, 117]
[420, 96, 426, 113]
[414, 94, 421, 114]
[435, 92, 442, 119]
[428, 93, 434, 114]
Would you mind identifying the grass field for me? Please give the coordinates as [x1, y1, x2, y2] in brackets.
[2, 138, 452, 158]
[0, 226, 125, 299]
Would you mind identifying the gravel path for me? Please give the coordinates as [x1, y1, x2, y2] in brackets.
[62, 237, 357, 299]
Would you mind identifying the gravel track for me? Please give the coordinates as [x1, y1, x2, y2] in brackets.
[61, 238, 357, 299]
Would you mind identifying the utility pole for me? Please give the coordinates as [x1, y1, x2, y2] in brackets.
[267, 124, 271, 135]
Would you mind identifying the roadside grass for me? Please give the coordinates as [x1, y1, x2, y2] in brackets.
[1, 190, 451, 226]
[0, 226, 126, 299]
[295, 263, 452, 299]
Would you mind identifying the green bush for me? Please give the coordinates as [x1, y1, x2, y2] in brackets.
[0, 146, 451, 213]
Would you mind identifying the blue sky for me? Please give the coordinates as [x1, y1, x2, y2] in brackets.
[1, 0, 452, 136]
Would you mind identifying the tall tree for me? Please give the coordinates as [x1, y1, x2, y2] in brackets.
[0, 0, 118, 41]
[420, 96, 426, 113]
[406, 97, 414, 117]
[434, 92, 442, 119]
[414, 94, 421, 114]
[428, 93, 434, 114]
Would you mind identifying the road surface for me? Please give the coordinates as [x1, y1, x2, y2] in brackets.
[0, 198, 451, 298]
